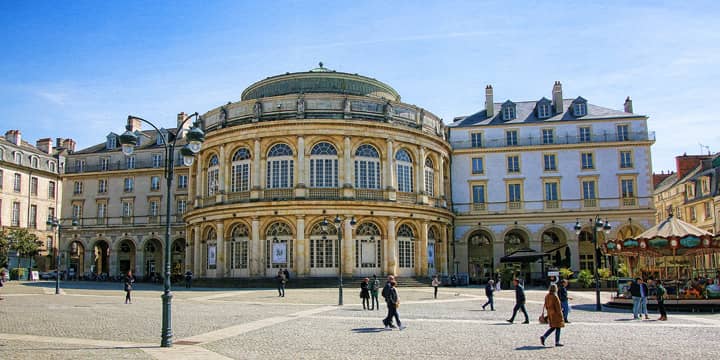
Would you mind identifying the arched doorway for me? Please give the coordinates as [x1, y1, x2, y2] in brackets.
[468, 230, 494, 284]
[541, 228, 569, 268]
[202, 227, 217, 275]
[427, 226, 438, 276]
[396, 224, 416, 277]
[171, 238, 185, 280]
[144, 238, 163, 282]
[613, 224, 643, 276]
[503, 229, 530, 283]
[92, 240, 110, 276]
[355, 222, 382, 276]
[265, 221, 293, 276]
[309, 221, 338, 277]
[229, 224, 249, 277]
[67, 241, 84, 279]
[117, 239, 136, 275]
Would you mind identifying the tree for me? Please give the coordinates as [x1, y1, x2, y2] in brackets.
[0, 227, 9, 267]
[9, 228, 42, 270]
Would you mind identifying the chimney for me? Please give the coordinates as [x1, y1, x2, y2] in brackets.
[127, 117, 142, 132]
[624, 96, 633, 113]
[485, 85, 494, 118]
[552, 81, 563, 114]
[675, 154, 710, 180]
[36, 138, 53, 154]
[5, 130, 21, 145]
[62, 138, 76, 153]
[177, 112, 191, 137]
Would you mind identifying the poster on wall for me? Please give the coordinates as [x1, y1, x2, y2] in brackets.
[208, 244, 217, 267]
[272, 242, 287, 264]
[427, 243, 435, 266]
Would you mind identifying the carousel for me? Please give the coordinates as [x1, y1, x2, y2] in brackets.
[605, 215, 720, 306]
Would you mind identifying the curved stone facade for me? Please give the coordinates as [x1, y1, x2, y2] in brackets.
[184, 68, 453, 278]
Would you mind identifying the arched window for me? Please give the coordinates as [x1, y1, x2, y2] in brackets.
[309, 221, 338, 269]
[266, 221, 294, 269]
[0, 147, 4, 160]
[355, 222, 382, 269]
[424, 157, 435, 197]
[205, 228, 217, 270]
[207, 155, 219, 196]
[14, 152, 22, 165]
[267, 144, 294, 189]
[427, 227, 437, 272]
[31, 157, 39, 169]
[231, 148, 251, 192]
[397, 224, 415, 268]
[354, 144, 381, 189]
[396, 149, 413, 193]
[310, 142, 338, 188]
[230, 223, 249, 269]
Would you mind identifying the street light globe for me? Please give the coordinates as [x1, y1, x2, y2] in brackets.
[180, 145, 196, 166]
[119, 128, 138, 156]
[186, 126, 205, 153]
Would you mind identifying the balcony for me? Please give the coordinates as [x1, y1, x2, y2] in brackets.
[583, 199, 597, 208]
[397, 192, 417, 204]
[227, 191, 251, 203]
[544, 200, 560, 209]
[622, 197, 637, 207]
[308, 188, 340, 200]
[451, 131, 655, 150]
[472, 203, 486, 211]
[453, 196, 653, 215]
[355, 189, 384, 201]
[65, 157, 187, 174]
[508, 201, 522, 210]
[264, 189, 293, 201]
[70, 215, 186, 228]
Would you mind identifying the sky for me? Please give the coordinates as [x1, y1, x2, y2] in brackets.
[1, 0, 719, 172]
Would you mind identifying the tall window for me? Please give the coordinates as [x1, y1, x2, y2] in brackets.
[150, 176, 161, 191]
[48, 161, 56, 172]
[508, 183, 522, 203]
[29, 205, 37, 228]
[124, 177, 134, 192]
[506, 130, 518, 146]
[471, 133, 483, 148]
[72, 203, 82, 220]
[73, 181, 83, 195]
[177, 175, 188, 189]
[30, 177, 38, 195]
[266, 144, 294, 189]
[97, 203, 107, 221]
[543, 154, 557, 171]
[207, 155, 220, 195]
[472, 185, 486, 204]
[545, 182, 558, 201]
[13, 173, 21, 192]
[310, 222, 338, 269]
[582, 180, 596, 199]
[581, 153, 594, 169]
[152, 154, 162, 168]
[98, 179, 107, 194]
[471, 157, 484, 174]
[573, 102, 587, 116]
[538, 103, 550, 118]
[122, 201, 133, 218]
[177, 199, 187, 215]
[579, 127, 591, 143]
[31, 157, 39, 169]
[395, 149, 413, 193]
[502, 102, 516, 120]
[48, 181, 56, 198]
[265, 222, 294, 269]
[126, 156, 135, 169]
[100, 157, 110, 171]
[231, 224, 249, 269]
[507, 155, 520, 173]
[354, 144, 381, 189]
[12, 202, 21, 226]
[309, 142, 338, 188]
[397, 224, 415, 268]
[15, 152, 22, 165]
[149, 201, 159, 217]
[231, 148, 251, 192]
[617, 124, 630, 141]
[542, 129, 554, 144]
[620, 151, 633, 168]
[621, 179, 635, 198]
[424, 157, 435, 197]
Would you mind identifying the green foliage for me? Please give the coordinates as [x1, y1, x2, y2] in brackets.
[0, 227, 9, 267]
[617, 263, 629, 277]
[597, 268, 612, 280]
[10, 267, 26, 280]
[9, 228, 41, 258]
[577, 269, 594, 288]
[559, 268, 574, 279]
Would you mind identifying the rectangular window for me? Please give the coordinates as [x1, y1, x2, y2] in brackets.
[542, 129, 554, 144]
[471, 133, 483, 148]
[472, 185, 485, 204]
[122, 201, 133, 217]
[30, 177, 38, 196]
[149, 201, 159, 216]
[545, 182, 558, 201]
[75, 159, 85, 172]
[12, 202, 21, 226]
[126, 156, 136, 169]
[73, 181, 83, 195]
[124, 178, 134, 192]
[471, 157, 484, 174]
[620, 151, 633, 168]
[621, 179, 635, 198]
[47, 237, 53, 252]
[98, 179, 107, 194]
[14, 173, 21, 192]
[579, 127, 591, 143]
[506, 130, 518, 146]
[151, 176, 161, 191]
[689, 207, 696, 222]
[581, 153, 594, 169]
[177, 199, 187, 215]
[48, 181, 56, 199]
[29, 205, 37, 228]
[507, 155, 520, 173]
[617, 124, 630, 141]
[508, 183, 522, 203]
[72, 203, 82, 220]
[100, 157, 110, 171]
[177, 175, 188, 189]
[582, 180, 596, 199]
[704, 202, 712, 219]
[152, 154, 162, 168]
[48, 207, 55, 222]
[97, 203, 107, 221]
[543, 154, 557, 171]
[538, 103, 550, 118]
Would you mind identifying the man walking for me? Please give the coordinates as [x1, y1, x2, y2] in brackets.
[482, 279, 495, 311]
[558, 279, 572, 323]
[506, 278, 529, 324]
[381, 275, 396, 328]
[276, 270, 286, 297]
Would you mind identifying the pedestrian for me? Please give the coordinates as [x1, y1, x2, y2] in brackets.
[276, 270, 286, 297]
[540, 284, 565, 347]
[360, 277, 370, 309]
[381, 275, 396, 328]
[506, 278, 529, 324]
[558, 279, 572, 323]
[640, 278, 649, 320]
[124, 270, 135, 304]
[650, 278, 667, 321]
[496, 273, 502, 292]
[283, 268, 290, 282]
[383, 280, 405, 330]
[431, 275, 441, 299]
[184, 270, 193, 289]
[482, 279, 495, 311]
[370, 274, 380, 310]
[629, 277, 648, 319]
[0, 270, 5, 300]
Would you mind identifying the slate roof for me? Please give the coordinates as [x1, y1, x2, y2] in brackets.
[0, 136, 56, 158]
[448, 98, 645, 128]
[72, 128, 185, 155]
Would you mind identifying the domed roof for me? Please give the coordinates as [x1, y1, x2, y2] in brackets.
[241, 63, 400, 102]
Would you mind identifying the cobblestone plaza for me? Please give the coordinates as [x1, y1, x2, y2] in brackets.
[1, 281, 719, 359]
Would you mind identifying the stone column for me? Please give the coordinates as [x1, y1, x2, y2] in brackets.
[218, 145, 226, 194]
[193, 225, 201, 275]
[344, 215, 354, 276]
[84, 249, 93, 276]
[419, 221, 429, 276]
[296, 215, 306, 276]
[343, 137, 352, 187]
[297, 136, 305, 187]
[386, 217, 397, 275]
[194, 156, 203, 207]
[253, 139, 261, 189]
[251, 217, 261, 276]
[384, 139, 394, 190]
[441, 225, 449, 275]
[569, 238, 580, 272]
[216, 222, 225, 277]
[417, 146, 425, 195]
[438, 156, 446, 198]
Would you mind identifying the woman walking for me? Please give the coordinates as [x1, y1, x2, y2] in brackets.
[540, 284, 565, 347]
[124, 270, 135, 304]
[384, 280, 405, 330]
[360, 278, 370, 310]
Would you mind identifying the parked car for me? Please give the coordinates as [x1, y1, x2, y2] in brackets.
[39, 270, 59, 280]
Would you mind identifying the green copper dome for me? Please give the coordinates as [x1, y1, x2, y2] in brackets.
[241, 63, 401, 102]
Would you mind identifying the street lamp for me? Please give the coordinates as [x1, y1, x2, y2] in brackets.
[321, 215, 356, 305]
[46, 217, 78, 294]
[575, 216, 611, 311]
[118, 112, 204, 347]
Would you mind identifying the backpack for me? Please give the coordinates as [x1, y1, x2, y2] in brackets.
[381, 283, 391, 298]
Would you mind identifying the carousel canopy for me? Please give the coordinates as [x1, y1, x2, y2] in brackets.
[605, 215, 718, 257]
[635, 215, 713, 241]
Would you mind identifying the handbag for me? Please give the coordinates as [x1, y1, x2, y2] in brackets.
[538, 302, 548, 324]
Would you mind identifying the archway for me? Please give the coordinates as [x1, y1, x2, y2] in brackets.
[265, 221, 294, 276]
[67, 241, 84, 279]
[578, 229, 608, 272]
[117, 239, 136, 275]
[171, 238, 185, 280]
[541, 228, 569, 268]
[92, 240, 110, 276]
[396, 224, 416, 277]
[355, 222, 382, 276]
[143, 238, 163, 282]
[308, 221, 339, 277]
[468, 230, 494, 284]
[503, 229, 530, 283]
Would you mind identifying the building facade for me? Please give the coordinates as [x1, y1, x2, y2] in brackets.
[448, 82, 656, 282]
[0, 130, 68, 270]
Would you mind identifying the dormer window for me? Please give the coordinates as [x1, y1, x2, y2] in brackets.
[106, 134, 117, 150]
[14, 152, 22, 165]
[536, 98, 551, 119]
[501, 100, 516, 121]
[158, 129, 168, 146]
[572, 97, 587, 117]
[135, 131, 143, 147]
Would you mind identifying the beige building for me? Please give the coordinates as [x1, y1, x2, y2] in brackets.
[0, 130, 68, 269]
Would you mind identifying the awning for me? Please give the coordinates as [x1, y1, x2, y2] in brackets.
[500, 247, 552, 263]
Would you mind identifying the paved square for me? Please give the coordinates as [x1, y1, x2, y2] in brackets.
[1, 281, 719, 359]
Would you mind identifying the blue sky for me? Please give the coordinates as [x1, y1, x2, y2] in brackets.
[1, 0, 718, 172]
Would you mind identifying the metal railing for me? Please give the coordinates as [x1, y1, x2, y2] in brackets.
[65, 157, 187, 174]
[70, 215, 185, 228]
[451, 131, 655, 150]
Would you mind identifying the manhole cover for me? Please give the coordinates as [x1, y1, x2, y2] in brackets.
[174, 341, 201, 346]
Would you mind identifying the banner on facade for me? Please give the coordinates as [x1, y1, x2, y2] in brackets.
[208, 244, 217, 267]
[272, 243, 287, 264]
[361, 241, 375, 264]
[427, 243, 435, 266]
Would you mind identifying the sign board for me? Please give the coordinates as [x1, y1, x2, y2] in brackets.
[30, 271, 39, 281]
[272, 243, 287, 264]
[547, 271, 560, 277]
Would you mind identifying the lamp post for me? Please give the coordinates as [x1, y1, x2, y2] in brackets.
[118, 113, 204, 347]
[322, 215, 356, 306]
[46, 217, 79, 294]
[575, 216, 611, 311]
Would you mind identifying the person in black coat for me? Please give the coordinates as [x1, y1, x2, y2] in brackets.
[507, 278, 529, 323]
[124, 271, 135, 304]
[381, 275, 396, 328]
[360, 278, 370, 310]
[482, 279, 495, 310]
[629, 278, 648, 319]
